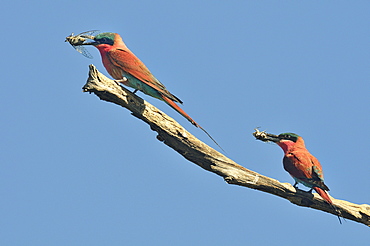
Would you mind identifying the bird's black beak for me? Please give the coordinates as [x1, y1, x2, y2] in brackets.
[253, 129, 281, 143]
[78, 35, 98, 45]
[80, 42, 96, 45]
[80, 40, 97, 45]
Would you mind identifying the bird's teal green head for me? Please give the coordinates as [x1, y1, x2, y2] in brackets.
[277, 133, 300, 143]
[91, 32, 115, 46]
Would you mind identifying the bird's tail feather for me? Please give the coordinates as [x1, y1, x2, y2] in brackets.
[161, 96, 224, 152]
[314, 187, 343, 224]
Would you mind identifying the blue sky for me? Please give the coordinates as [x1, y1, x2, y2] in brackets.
[1, 1, 369, 245]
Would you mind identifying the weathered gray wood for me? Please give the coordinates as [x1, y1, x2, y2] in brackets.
[82, 64, 370, 227]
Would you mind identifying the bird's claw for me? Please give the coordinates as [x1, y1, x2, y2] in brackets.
[114, 77, 128, 85]
[293, 183, 313, 193]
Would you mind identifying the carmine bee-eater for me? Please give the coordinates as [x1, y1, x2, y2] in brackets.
[68, 31, 222, 150]
[253, 130, 342, 223]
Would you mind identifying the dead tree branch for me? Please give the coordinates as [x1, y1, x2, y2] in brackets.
[82, 64, 370, 227]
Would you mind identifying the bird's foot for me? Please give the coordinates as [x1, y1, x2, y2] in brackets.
[292, 182, 312, 193]
[113, 77, 128, 85]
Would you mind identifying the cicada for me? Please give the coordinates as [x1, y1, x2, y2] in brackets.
[65, 30, 99, 59]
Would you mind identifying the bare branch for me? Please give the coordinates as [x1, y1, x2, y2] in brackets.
[82, 64, 370, 227]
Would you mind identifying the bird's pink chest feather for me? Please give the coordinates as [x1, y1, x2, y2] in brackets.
[96, 45, 123, 80]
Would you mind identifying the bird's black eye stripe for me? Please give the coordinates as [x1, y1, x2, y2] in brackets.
[96, 37, 114, 45]
[278, 134, 298, 142]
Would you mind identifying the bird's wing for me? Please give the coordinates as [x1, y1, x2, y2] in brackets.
[284, 151, 329, 190]
[310, 156, 330, 191]
[108, 48, 183, 103]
